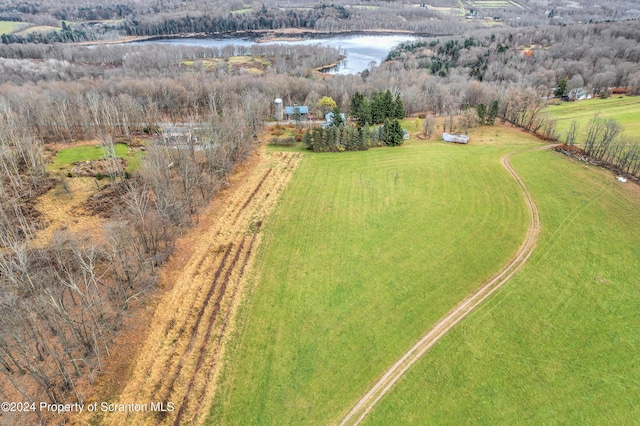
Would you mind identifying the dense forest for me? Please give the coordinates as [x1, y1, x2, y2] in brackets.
[2, 0, 640, 44]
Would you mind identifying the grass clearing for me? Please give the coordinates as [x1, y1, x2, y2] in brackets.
[15, 25, 60, 35]
[183, 56, 271, 74]
[547, 96, 640, 141]
[50, 142, 145, 173]
[231, 7, 253, 14]
[209, 126, 539, 424]
[364, 148, 640, 424]
[0, 21, 25, 34]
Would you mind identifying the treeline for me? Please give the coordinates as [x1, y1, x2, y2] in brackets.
[0, 42, 341, 84]
[564, 114, 640, 178]
[303, 116, 404, 152]
[304, 124, 370, 152]
[1, 24, 91, 44]
[351, 90, 404, 126]
[118, 4, 458, 38]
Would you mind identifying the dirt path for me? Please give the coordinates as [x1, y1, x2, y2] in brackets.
[102, 148, 301, 426]
[339, 150, 541, 426]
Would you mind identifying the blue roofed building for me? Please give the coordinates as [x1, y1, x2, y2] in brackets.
[285, 105, 309, 120]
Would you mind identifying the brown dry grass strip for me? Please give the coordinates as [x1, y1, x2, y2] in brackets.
[102, 149, 301, 426]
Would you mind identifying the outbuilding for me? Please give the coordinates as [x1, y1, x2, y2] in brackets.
[285, 105, 309, 120]
[442, 132, 469, 144]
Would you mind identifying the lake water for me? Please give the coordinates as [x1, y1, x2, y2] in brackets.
[137, 34, 421, 74]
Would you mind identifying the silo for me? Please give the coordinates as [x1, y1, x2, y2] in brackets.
[274, 98, 284, 121]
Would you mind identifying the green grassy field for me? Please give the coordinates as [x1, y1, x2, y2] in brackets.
[364, 148, 640, 424]
[208, 126, 540, 424]
[230, 7, 253, 14]
[50, 143, 144, 173]
[0, 20, 24, 34]
[14, 25, 60, 35]
[547, 96, 640, 141]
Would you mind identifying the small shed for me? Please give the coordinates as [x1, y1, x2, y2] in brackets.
[442, 132, 469, 144]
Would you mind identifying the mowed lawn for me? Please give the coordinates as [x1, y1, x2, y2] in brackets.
[364, 149, 640, 424]
[547, 96, 640, 140]
[209, 127, 539, 424]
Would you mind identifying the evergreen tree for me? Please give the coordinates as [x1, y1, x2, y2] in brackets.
[555, 77, 568, 98]
[383, 90, 394, 119]
[371, 91, 385, 124]
[355, 98, 372, 126]
[394, 94, 405, 119]
[351, 91, 364, 115]
[487, 100, 499, 125]
[476, 103, 486, 125]
[384, 119, 404, 146]
[330, 106, 345, 127]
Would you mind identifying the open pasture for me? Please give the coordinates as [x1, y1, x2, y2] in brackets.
[0, 21, 25, 34]
[209, 126, 539, 424]
[14, 25, 60, 35]
[547, 96, 640, 141]
[364, 146, 640, 424]
[50, 142, 145, 173]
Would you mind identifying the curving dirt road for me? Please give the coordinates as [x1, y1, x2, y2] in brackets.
[340, 151, 541, 426]
[102, 148, 301, 426]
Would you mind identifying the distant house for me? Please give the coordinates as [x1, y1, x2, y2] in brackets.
[442, 132, 469, 144]
[285, 105, 309, 120]
[162, 126, 197, 146]
[563, 88, 591, 101]
[325, 111, 346, 125]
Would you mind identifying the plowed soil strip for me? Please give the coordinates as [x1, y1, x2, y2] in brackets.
[106, 150, 301, 426]
[340, 151, 540, 426]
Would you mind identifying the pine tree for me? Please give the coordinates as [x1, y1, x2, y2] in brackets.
[476, 103, 486, 125]
[384, 119, 404, 146]
[394, 94, 405, 119]
[487, 100, 499, 125]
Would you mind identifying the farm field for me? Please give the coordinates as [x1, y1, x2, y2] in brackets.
[547, 96, 640, 141]
[208, 126, 539, 424]
[0, 20, 24, 34]
[14, 25, 60, 35]
[364, 148, 640, 424]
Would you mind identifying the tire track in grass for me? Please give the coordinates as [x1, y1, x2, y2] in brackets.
[340, 149, 542, 426]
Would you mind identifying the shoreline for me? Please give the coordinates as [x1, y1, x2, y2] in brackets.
[74, 28, 435, 46]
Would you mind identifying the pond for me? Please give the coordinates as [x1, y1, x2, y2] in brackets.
[137, 33, 421, 74]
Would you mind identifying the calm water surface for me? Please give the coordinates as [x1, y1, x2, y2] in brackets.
[138, 34, 421, 74]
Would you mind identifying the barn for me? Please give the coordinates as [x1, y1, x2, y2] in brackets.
[284, 105, 309, 120]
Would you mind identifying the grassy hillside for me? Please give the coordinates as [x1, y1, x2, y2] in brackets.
[547, 96, 640, 141]
[0, 20, 24, 34]
[208, 126, 538, 424]
[364, 149, 640, 424]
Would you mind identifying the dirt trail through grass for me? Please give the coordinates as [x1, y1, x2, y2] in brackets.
[104, 149, 301, 426]
[340, 148, 543, 426]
